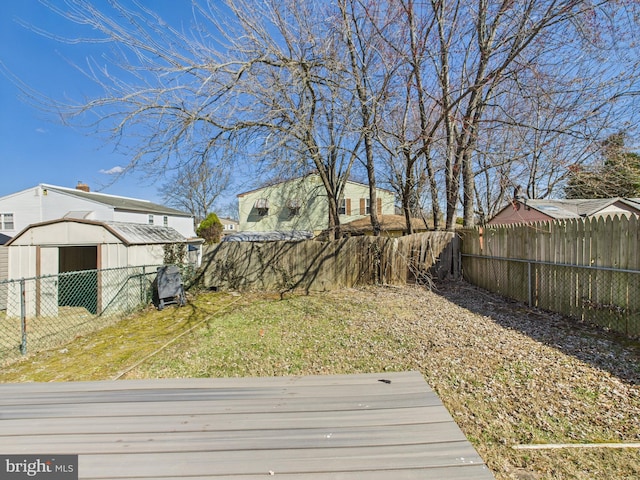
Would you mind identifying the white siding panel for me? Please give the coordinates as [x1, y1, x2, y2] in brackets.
[128, 245, 165, 266]
[0, 187, 44, 236]
[6, 246, 38, 317]
[42, 190, 114, 223]
[101, 244, 129, 269]
[0, 246, 7, 281]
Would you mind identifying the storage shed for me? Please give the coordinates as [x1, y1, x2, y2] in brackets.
[4, 218, 202, 318]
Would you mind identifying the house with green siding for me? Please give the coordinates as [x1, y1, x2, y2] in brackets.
[237, 174, 396, 235]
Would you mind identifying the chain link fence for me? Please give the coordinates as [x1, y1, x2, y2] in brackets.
[0, 264, 195, 365]
[461, 254, 640, 338]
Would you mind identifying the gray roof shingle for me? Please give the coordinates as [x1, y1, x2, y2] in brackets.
[43, 184, 191, 217]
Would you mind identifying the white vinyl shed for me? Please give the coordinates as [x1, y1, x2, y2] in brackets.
[5, 218, 202, 318]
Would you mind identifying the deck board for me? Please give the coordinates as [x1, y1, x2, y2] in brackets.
[0, 371, 494, 479]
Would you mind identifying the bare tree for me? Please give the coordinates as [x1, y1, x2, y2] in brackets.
[160, 159, 230, 224]
[13, 0, 640, 235]
[337, 0, 400, 236]
[24, 0, 365, 239]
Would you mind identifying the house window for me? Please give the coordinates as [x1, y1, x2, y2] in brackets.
[225, 224, 235, 231]
[163, 216, 168, 227]
[287, 198, 302, 217]
[338, 199, 346, 215]
[365, 198, 371, 215]
[148, 215, 154, 225]
[255, 198, 269, 216]
[1, 213, 14, 230]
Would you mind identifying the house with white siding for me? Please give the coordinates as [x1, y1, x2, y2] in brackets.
[0, 182, 197, 240]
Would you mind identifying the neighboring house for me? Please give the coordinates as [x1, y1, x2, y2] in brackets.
[5, 218, 202, 316]
[0, 182, 197, 240]
[488, 198, 640, 225]
[219, 217, 239, 236]
[237, 174, 396, 235]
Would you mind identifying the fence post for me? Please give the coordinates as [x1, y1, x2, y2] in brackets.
[527, 262, 533, 308]
[20, 279, 27, 355]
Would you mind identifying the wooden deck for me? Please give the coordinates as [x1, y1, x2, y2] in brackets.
[0, 371, 494, 479]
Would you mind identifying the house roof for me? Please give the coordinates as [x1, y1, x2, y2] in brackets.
[489, 197, 640, 224]
[6, 218, 189, 247]
[41, 184, 192, 217]
[341, 214, 429, 234]
[525, 198, 638, 219]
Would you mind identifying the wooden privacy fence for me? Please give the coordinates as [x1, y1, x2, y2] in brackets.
[198, 232, 458, 293]
[460, 215, 640, 337]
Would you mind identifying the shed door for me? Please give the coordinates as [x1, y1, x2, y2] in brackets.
[58, 246, 98, 314]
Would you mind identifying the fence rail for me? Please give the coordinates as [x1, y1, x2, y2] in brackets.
[461, 215, 640, 338]
[0, 265, 192, 365]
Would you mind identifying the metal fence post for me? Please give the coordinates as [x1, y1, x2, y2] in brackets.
[20, 278, 27, 355]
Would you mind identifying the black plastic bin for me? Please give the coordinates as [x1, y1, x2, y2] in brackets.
[153, 265, 186, 310]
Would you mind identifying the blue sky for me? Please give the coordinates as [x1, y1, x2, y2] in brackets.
[0, 1, 196, 204]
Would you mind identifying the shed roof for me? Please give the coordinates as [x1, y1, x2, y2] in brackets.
[104, 221, 187, 245]
[6, 218, 188, 247]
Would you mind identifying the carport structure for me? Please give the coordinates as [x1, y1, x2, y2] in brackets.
[0, 371, 494, 479]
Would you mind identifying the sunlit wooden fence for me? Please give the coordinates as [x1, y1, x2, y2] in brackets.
[460, 215, 640, 337]
[198, 232, 459, 293]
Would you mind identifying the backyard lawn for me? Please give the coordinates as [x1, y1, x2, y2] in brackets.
[1, 282, 638, 480]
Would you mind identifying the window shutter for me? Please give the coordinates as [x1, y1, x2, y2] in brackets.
[360, 198, 365, 215]
[346, 198, 351, 215]
[377, 198, 382, 216]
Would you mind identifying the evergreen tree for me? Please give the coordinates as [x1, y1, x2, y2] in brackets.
[565, 133, 640, 199]
[196, 213, 223, 244]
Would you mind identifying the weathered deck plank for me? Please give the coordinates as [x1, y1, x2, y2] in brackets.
[0, 371, 494, 479]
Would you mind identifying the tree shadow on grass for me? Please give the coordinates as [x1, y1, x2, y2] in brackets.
[432, 279, 640, 386]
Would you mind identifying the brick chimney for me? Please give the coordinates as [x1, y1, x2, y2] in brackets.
[76, 182, 90, 192]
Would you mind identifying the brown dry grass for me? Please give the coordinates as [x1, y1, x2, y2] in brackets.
[1, 282, 639, 479]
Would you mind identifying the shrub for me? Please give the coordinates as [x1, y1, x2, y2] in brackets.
[197, 213, 223, 244]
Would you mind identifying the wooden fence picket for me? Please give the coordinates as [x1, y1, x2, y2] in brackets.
[461, 214, 640, 338]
